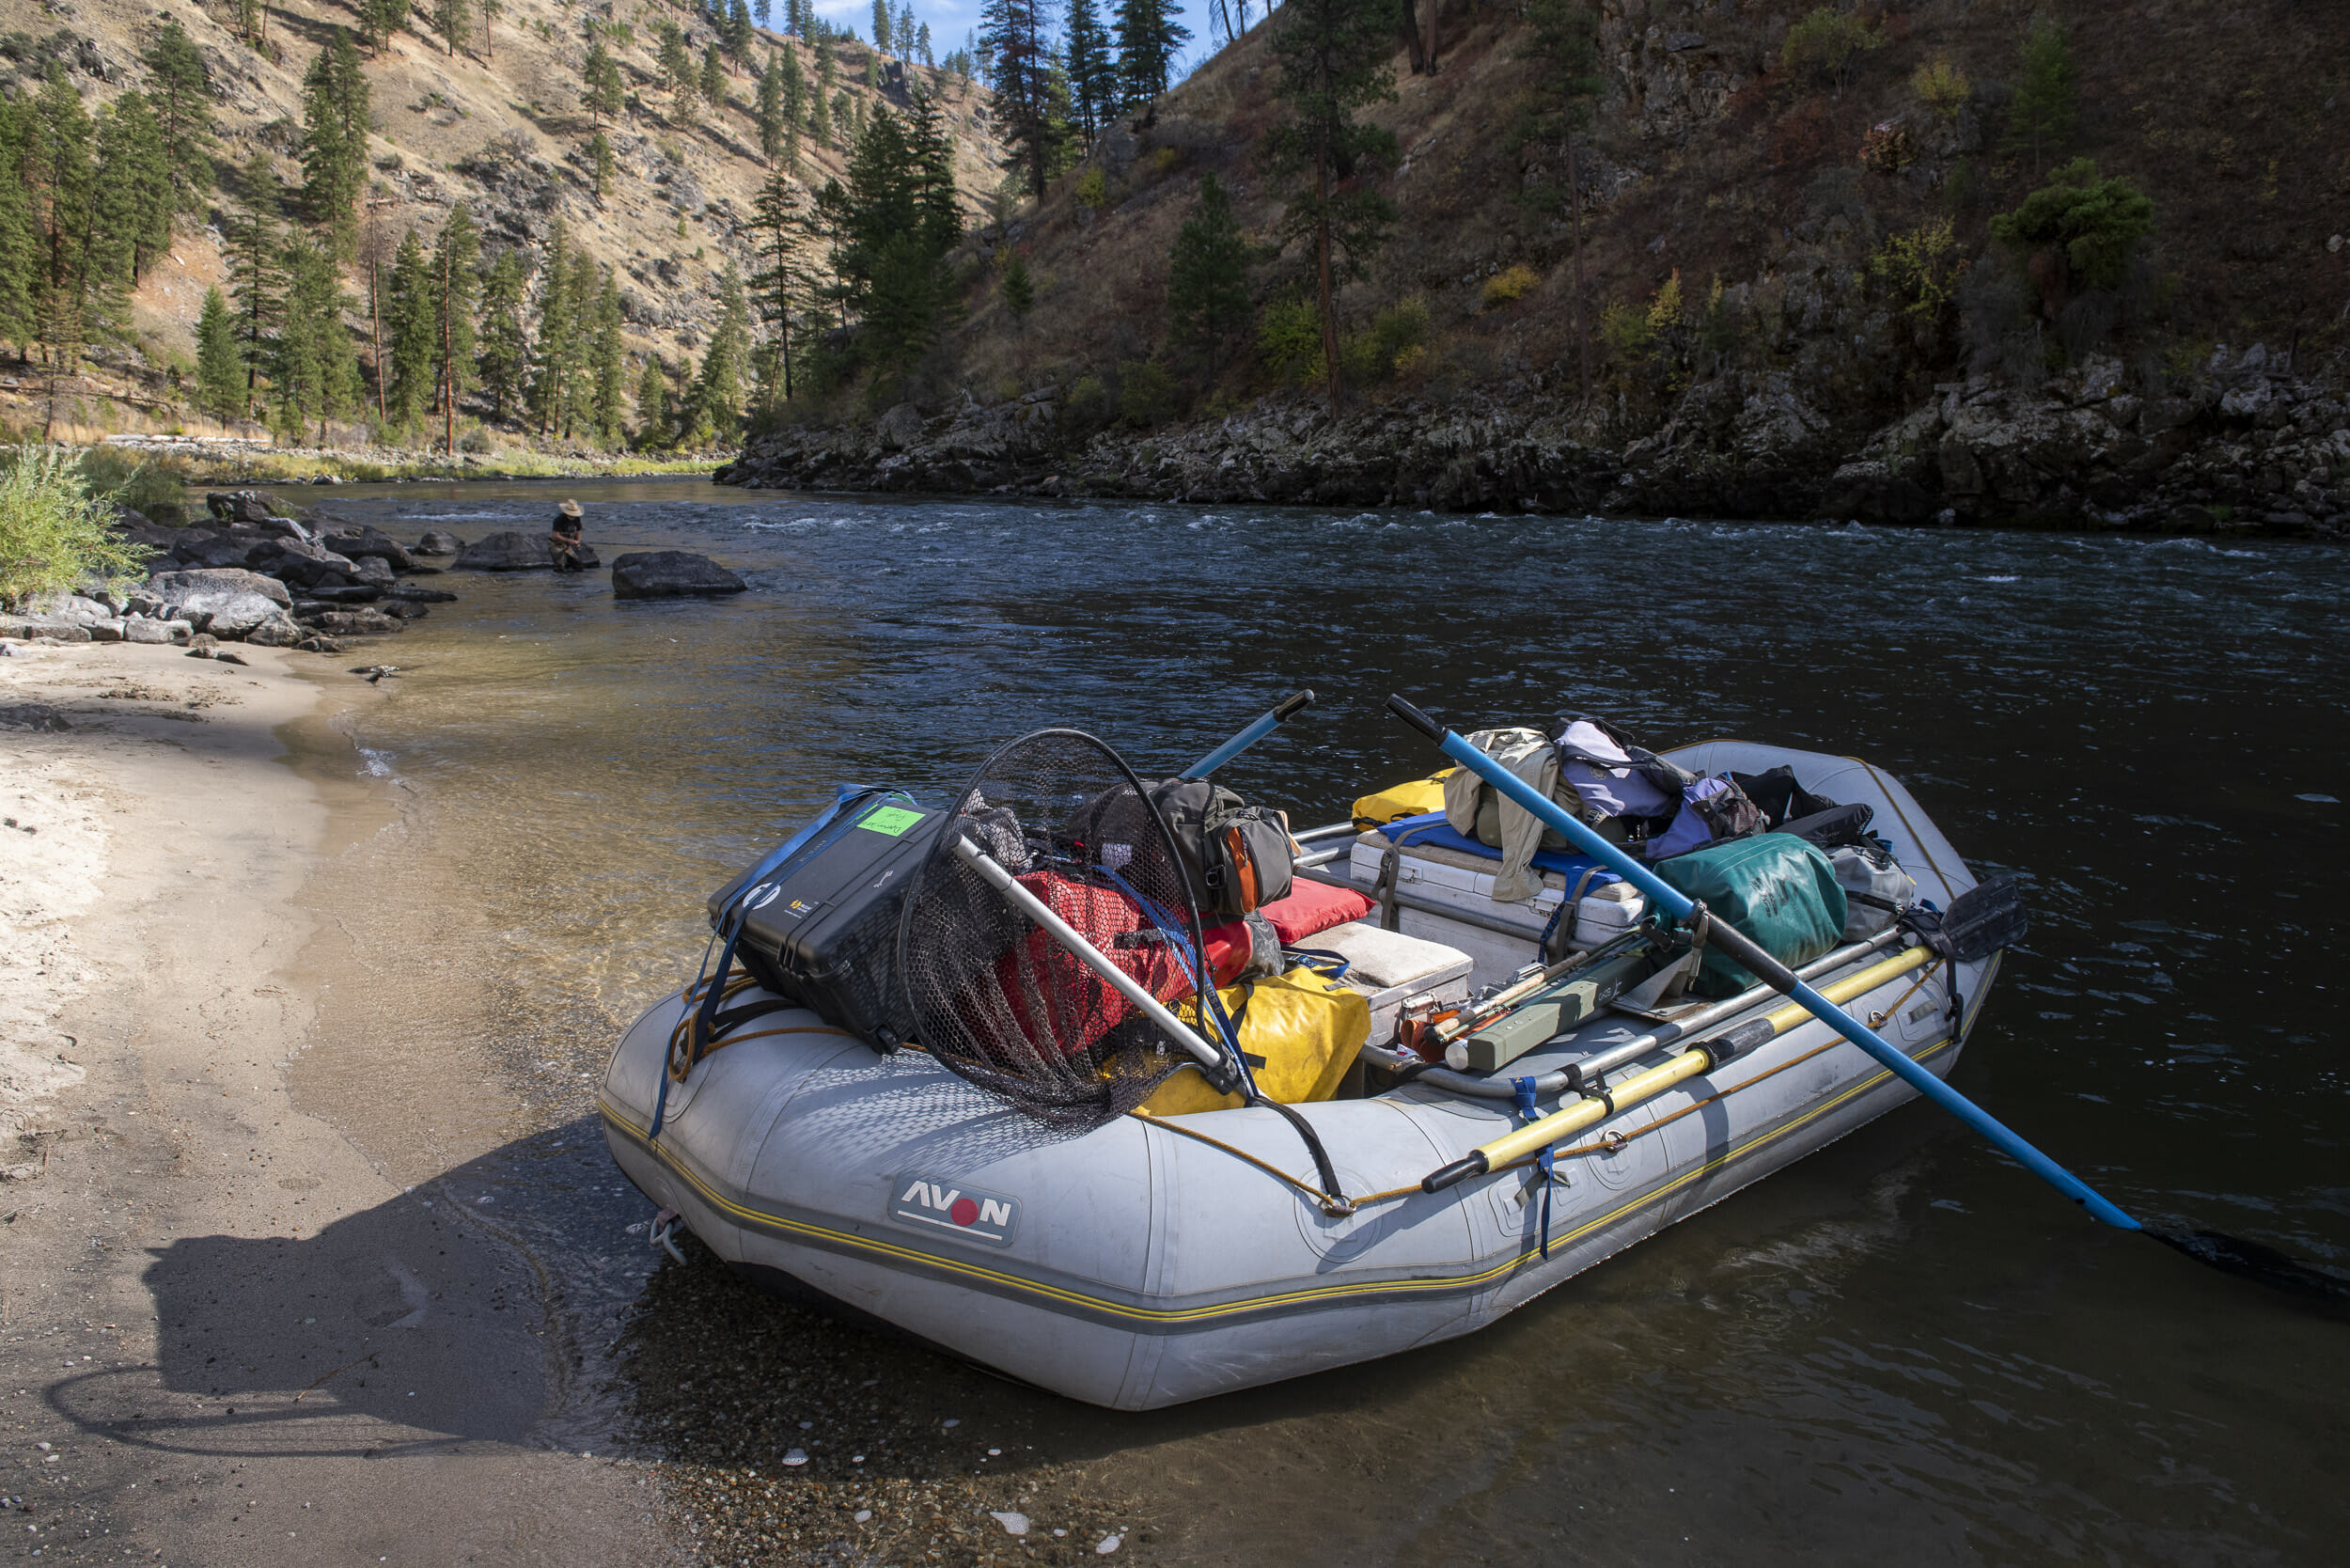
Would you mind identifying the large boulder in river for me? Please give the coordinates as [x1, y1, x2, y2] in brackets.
[412, 528, 465, 557]
[245, 537, 360, 589]
[205, 489, 294, 525]
[610, 551, 747, 600]
[133, 569, 292, 637]
[320, 526, 413, 572]
[453, 530, 600, 571]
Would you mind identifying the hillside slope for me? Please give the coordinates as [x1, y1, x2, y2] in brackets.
[0, 0, 1002, 450]
[731, 0, 2350, 531]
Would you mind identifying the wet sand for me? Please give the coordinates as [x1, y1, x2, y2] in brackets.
[0, 640, 670, 1566]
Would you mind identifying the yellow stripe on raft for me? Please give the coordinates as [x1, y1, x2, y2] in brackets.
[1470, 946, 1934, 1172]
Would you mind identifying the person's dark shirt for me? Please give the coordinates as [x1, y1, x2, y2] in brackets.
[553, 513, 583, 541]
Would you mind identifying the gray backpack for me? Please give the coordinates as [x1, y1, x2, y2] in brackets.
[1829, 842, 1917, 939]
[1144, 778, 1295, 920]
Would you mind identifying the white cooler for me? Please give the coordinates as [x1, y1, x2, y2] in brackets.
[1300, 921, 1475, 1044]
[1347, 831, 1647, 949]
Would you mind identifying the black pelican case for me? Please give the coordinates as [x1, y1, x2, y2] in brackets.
[704, 800, 941, 1049]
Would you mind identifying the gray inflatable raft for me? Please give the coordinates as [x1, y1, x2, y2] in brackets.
[600, 745, 2002, 1409]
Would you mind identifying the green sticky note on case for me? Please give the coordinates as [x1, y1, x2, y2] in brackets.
[857, 806, 927, 838]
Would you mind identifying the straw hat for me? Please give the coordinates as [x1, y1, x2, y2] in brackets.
[558, 498, 583, 518]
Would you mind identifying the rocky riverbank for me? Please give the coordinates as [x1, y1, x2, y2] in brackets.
[721, 350, 2350, 537]
[4, 488, 750, 654]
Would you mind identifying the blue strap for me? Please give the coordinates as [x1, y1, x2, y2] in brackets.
[1095, 862, 1254, 1095]
[652, 785, 906, 1138]
[1512, 1075, 1557, 1261]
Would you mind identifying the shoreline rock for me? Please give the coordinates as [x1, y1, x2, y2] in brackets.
[453, 530, 603, 572]
[718, 355, 2350, 537]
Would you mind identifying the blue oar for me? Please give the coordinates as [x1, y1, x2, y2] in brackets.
[1386, 695, 2349, 1295]
[1186, 689, 1314, 778]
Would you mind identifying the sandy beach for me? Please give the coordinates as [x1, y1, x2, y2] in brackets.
[0, 640, 671, 1566]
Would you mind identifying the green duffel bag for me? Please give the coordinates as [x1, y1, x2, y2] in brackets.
[1653, 832, 1850, 998]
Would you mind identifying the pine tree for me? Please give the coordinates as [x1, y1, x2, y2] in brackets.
[196, 285, 243, 418]
[979, 0, 1059, 197]
[96, 93, 172, 283]
[432, 0, 471, 57]
[872, 0, 894, 55]
[755, 0, 773, 27]
[728, 0, 755, 58]
[301, 30, 371, 249]
[582, 40, 626, 125]
[432, 202, 481, 452]
[589, 131, 615, 200]
[812, 49, 836, 147]
[749, 167, 807, 404]
[276, 232, 358, 445]
[758, 53, 788, 158]
[700, 46, 729, 113]
[562, 250, 598, 437]
[1114, 0, 1191, 108]
[1167, 172, 1249, 375]
[685, 266, 753, 445]
[142, 17, 215, 219]
[2005, 15, 2077, 176]
[0, 97, 38, 354]
[22, 67, 107, 396]
[526, 220, 578, 433]
[658, 24, 698, 118]
[1261, 0, 1397, 411]
[479, 0, 501, 61]
[227, 149, 287, 407]
[384, 228, 436, 432]
[898, 4, 917, 60]
[916, 22, 933, 66]
[357, 0, 404, 51]
[1065, 0, 1117, 142]
[635, 356, 671, 446]
[1000, 254, 1033, 321]
[591, 269, 626, 446]
[475, 249, 529, 421]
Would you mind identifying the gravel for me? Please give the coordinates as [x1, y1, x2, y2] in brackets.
[612, 1232, 1157, 1566]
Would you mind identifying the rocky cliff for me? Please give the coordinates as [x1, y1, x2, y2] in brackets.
[724, 0, 2350, 532]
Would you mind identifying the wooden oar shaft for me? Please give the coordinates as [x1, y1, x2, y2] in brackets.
[1434, 947, 1932, 1185]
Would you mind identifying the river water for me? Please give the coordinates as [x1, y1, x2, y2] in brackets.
[287, 478, 2349, 1563]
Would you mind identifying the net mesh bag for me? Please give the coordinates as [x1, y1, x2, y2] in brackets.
[899, 729, 1211, 1131]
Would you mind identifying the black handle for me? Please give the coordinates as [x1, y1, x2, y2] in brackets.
[1386, 694, 1445, 743]
[1273, 688, 1315, 723]
[1421, 1150, 1490, 1193]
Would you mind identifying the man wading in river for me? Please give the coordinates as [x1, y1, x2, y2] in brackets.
[550, 499, 587, 572]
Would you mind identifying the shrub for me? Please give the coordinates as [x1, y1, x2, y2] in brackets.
[1600, 302, 1654, 362]
[1340, 296, 1432, 383]
[1074, 166, 1107, 209]
[1872, 217, 1966, 322]
[1257, 296, 1325, 384]
[1481, 263, 1542, 310]
[1064, 373, 1113, 428]
[459, 425, 496, 453]
[77, 447, 191, 525]
[1780, 7, 1880, 101]
[0, 447, 154, 608]
[1989, 158, 2155, 295]
[1118, 360, 1177, 428]
[1912, 54, 1969, 118]
[1645, 270, 1685, 334]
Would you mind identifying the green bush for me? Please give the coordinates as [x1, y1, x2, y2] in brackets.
[1780, 6, 1880, 100]
[1599, 302, 1655, 363]
[1117, 360, 1177, 428]
[0, 447, 155, 608]
[1064, 373, 1113, 429]
[76, 447, 191, 525]
[1257, 296, 1325, 384]
[1989, 158, 2155, 291]
[1340, 296, 1433, 383]
[1074, 166, 1107, 209]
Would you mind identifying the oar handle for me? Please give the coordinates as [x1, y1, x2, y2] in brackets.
[1188, 689, 1315, 778]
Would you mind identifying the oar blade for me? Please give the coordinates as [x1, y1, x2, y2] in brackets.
[1942, 872, 2029, 963]
[2148, 1227, 2350, 1302]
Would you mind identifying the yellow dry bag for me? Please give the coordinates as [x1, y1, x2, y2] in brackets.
[1140, 966, 1371, 1117]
